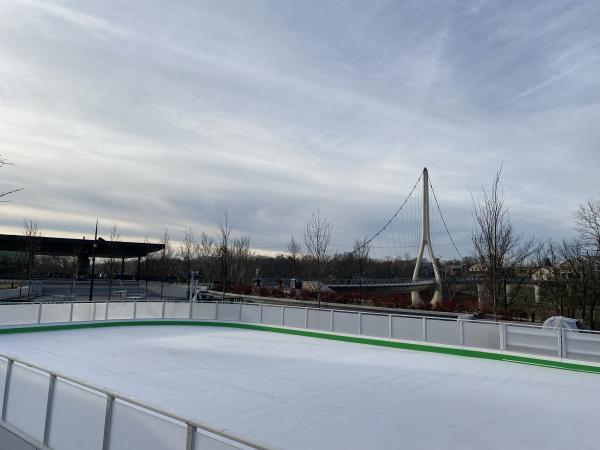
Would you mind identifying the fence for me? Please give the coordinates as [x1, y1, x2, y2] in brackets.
[1, 300, 600, 363]
[0, 299, 599, 450]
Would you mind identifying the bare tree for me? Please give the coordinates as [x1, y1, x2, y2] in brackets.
[287, 236, 302, 280]
[218, 214, 232, 301]
[353, 237, 371, 301]
[179, 228, 196, 296]
[471, 167, 538, 318]
[303, 209, 332, 308]
[574, 197, 600, 252]
[158, 229, 174, 300]
[559, 239, 599, 328]
[0, 155, 22, 203]
[104, 224, 121, 301]
[196, 232, 217, 283]
[20, 219, 41, 299]
[231, 236, 252, 286]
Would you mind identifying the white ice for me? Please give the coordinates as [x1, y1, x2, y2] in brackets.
[0, 325, 598, 450]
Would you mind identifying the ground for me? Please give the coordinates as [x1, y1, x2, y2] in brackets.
[0, 325, 598, 449]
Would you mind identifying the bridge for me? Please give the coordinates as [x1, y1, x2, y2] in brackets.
[327, 278, 437, 292]
[327, 167, 464, 305]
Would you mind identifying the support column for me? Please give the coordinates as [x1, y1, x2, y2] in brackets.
[411, 168, 443, 307]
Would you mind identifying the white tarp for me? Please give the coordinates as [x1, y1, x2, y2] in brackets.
[543, 316, 581, 330]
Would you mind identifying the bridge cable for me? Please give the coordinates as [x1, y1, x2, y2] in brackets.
[428, 177, 464, 260]
[350, 172, 423, 257]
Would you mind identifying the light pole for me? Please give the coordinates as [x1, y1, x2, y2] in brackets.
[88, 219, 98, 302]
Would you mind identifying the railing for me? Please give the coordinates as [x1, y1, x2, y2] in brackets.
[0, 299, 599, 449]
[0, 353, 266, 450]
[327, 278, 436, 287]
[1, 300, 600, 363]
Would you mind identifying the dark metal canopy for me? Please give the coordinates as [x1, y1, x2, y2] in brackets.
[0, 234, 164, 258]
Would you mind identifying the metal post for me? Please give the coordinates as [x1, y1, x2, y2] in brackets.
[330, 309, 334, 331]
[37, 301, 43, 324]
[388, 315, 392, 338]
[558, 329, 564, 358]
[500, 323, 506, 351]
[102, 395, 115, 450]
[92, 302, 97, 321]
[281, 306, 285, 326]
[422, 317, 427, 341]
[358, 312, 362, 334]
[188, 271, 194, 320]
[133, 300, 137, 320]
[304, 308, 308, 328]
[89, 219, 98, 302]
[161, 299, 166, 319]
[69, 302, 74, 323]
[259, 304, 263, 323]
[459, 319, 464, 346]
[43, 374, 57, 446]
[186, 424, 195, 450]
[105, 300, 109, 321]
[136, 256, 141, 282]
[238, 304, 242, 322]
[2, 359, 13, 420]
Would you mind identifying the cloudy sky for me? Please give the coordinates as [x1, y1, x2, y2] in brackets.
[1, 0, 599, 257]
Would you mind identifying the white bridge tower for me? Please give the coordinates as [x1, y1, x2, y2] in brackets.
[411, 167, 443, 306]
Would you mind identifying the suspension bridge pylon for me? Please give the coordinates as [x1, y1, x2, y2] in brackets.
[411, 167, 443, 306]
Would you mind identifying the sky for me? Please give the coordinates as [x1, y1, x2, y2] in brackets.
[1, 0, 600, 257]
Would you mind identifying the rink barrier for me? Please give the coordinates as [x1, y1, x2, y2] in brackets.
[1, 299, 600, 365]
[0, 350, 269, 450]
[1, 300, 600, 450]
[2, 319, 600, 375]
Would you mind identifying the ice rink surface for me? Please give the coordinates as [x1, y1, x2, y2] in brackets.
[0, 325, 598, 450]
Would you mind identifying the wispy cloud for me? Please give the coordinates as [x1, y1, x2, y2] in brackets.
[1, 0, 600, 254]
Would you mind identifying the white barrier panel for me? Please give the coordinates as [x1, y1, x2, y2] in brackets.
[333, 311, 360, 335]
[136, 302, 163, 319]
[565, 331, 600, 362]
[427, 319, 460, 346]
[261, 306, 283, 326]
[193, 303, 217, 320]
[217, 304, 241, 321]
[0, 304, 38, 326]
[49, 379, 106, 450]
[195, 430, 244, 450]
[283, 307, 305, 328]
[5, 363, 49, 442]
[164, 302, 188, 319]
[463, 321, 500, 350]
[109, 400, 187, 450]
[0, 358, 7, 413]
[307, 309, 331, 331]
[361, 314, 389, 338]
[108, 302, 135, 320]
[94, 303, 108, 320]
[506, 325, 558, 357]
[240, 304, 260, 323]
[391, 316, 423, 341]
[41, 303, 71, 323]
[72, 303, 95, 322]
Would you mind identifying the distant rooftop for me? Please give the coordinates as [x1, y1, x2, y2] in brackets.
[0, 233, 163, 258]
